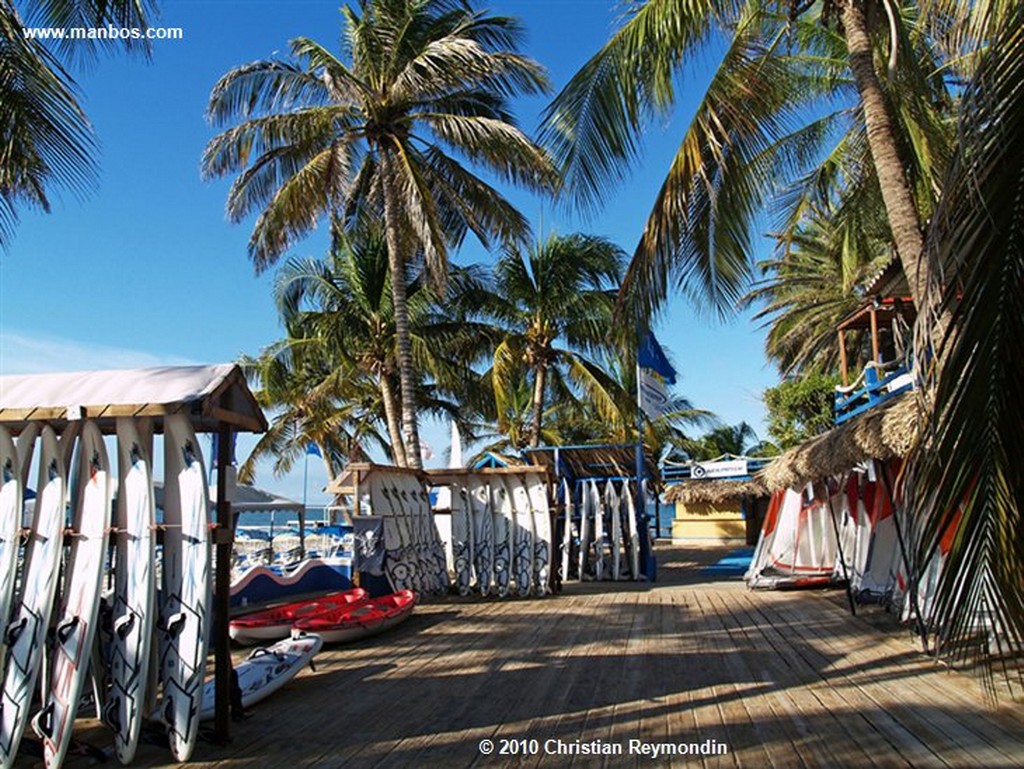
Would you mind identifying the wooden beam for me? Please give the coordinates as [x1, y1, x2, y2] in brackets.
[870, 305, 881, 363]
[839, 330, 849, 386]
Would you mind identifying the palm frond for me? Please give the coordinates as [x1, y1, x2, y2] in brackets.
[904, 4, 1024, 690]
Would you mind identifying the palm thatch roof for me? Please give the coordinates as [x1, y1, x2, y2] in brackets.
[762, 392, 921, 491]
[664, 478, 767, 505]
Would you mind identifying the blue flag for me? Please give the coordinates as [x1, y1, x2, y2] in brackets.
[638, 332, 677, 384]
[306, 443, 322, 457]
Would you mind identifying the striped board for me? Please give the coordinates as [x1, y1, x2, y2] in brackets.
[0, 426, 69, 769]
[468, 477, 493, 597]
[491, 481, 512, 597]
[33, 421, 112, 768]
[452, 486, 474, 597]
[526, 473, 551, 595]
[105, 418, 157, 765]
[0, 428, 22, 672]
[508, 476, 534, 597]
[372, 477, 414, 593]
[391, 481, 423, 593]
[198, 633, 322, 721]
[423, 484, 450, 595]
[158, 415, 211, 762]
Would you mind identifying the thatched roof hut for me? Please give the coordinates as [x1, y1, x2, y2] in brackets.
[762, 392, 921, 491]
[664, 479, 767, 505]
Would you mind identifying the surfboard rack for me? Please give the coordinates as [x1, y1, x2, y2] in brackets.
[0, 363, 271, 747]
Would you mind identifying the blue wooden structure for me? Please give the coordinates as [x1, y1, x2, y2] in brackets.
[834, 295, 916, 425]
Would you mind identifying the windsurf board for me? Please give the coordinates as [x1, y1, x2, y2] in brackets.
[158, 415, 211, 762]
[33, 421, 112, 768]
[0, 426, 69, 769]
[468, 477, 493, 596]
[491, 481, 512, 597]
[508, 476, 534, 597]
[105, 418, 157, 765]
[0, 428, 22, 671]
[198, 633, 322, 721]
[526, 473, 551, 596]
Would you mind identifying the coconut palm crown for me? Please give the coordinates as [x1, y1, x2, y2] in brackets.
[203, 0, 555, 467]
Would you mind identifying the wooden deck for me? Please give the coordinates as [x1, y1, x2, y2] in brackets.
[45, 545, 1024, 768]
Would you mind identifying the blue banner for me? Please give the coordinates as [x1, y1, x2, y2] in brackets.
[638, 332, 677, 384]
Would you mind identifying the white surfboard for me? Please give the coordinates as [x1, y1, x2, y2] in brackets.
[507, 476, 534, 598]
[198, 632, 322, 721]
[577, 481, 591, 580]
[559, 479, 572, 584]
[625, 482, 641, 580]
[159, 415, 211, 762]
[593, 482, 606, 581]
[491, 481, 512, 598]
[33, 421, 112, 768]
[526, 473, 551, 596]
[605, 483, 620, 581]
[468, 477, 493, 596]
[105, 418, 157, 765]
[0, 426, 69, 769]
[452, 485, 474, 597]
[0, 428, 22, 672]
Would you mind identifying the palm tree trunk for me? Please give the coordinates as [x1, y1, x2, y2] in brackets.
[380, 149, 424, 470]
[840, 0, 933, 311]
[318, 443, 338, 485]
[529, 363, 547, 448]
[379, 373, 409, 467]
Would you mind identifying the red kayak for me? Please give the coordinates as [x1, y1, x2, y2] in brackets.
[293, 590, 416, 644]
[229, 588, 368, 645]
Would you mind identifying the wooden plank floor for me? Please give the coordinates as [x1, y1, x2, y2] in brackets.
[31, 545, 1024, 768]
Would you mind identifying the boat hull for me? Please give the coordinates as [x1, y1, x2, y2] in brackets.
[294, 590, 416, 645]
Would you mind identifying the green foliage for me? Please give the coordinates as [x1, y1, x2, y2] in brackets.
[903, 2, 1024, 676]
[0, 0, 157, 248]
[762, 373, 839, 450]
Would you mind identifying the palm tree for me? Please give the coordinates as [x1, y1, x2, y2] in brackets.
[275, 227, 496, 467]
[239, 343, 386, 485]
[539, 1, 964, 320]
[481, 233, 627, 447]
[0, 0, 156, 248]
[682, 421, 763, 461]
[746, 202, 892, 376]
[203, 0, 554, 468]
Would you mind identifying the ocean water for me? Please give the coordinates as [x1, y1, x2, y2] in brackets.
[235, 506, 334, 530]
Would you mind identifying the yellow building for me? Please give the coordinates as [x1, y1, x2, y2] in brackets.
[665, 479, 768, 545]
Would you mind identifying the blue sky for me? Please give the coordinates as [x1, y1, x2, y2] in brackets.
[1, 1, 781, 505]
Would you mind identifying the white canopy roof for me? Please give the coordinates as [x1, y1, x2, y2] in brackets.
[0, 364, 267, 434]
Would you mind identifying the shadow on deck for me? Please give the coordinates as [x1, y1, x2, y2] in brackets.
[44, 544, 1024, 769]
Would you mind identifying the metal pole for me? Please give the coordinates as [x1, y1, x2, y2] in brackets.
[879, 461, 929, 653]
[635, 359, 651, 578]
[824, 475, 857, 616]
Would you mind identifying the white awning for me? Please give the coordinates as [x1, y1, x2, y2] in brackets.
[0, 364, 267, 434]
